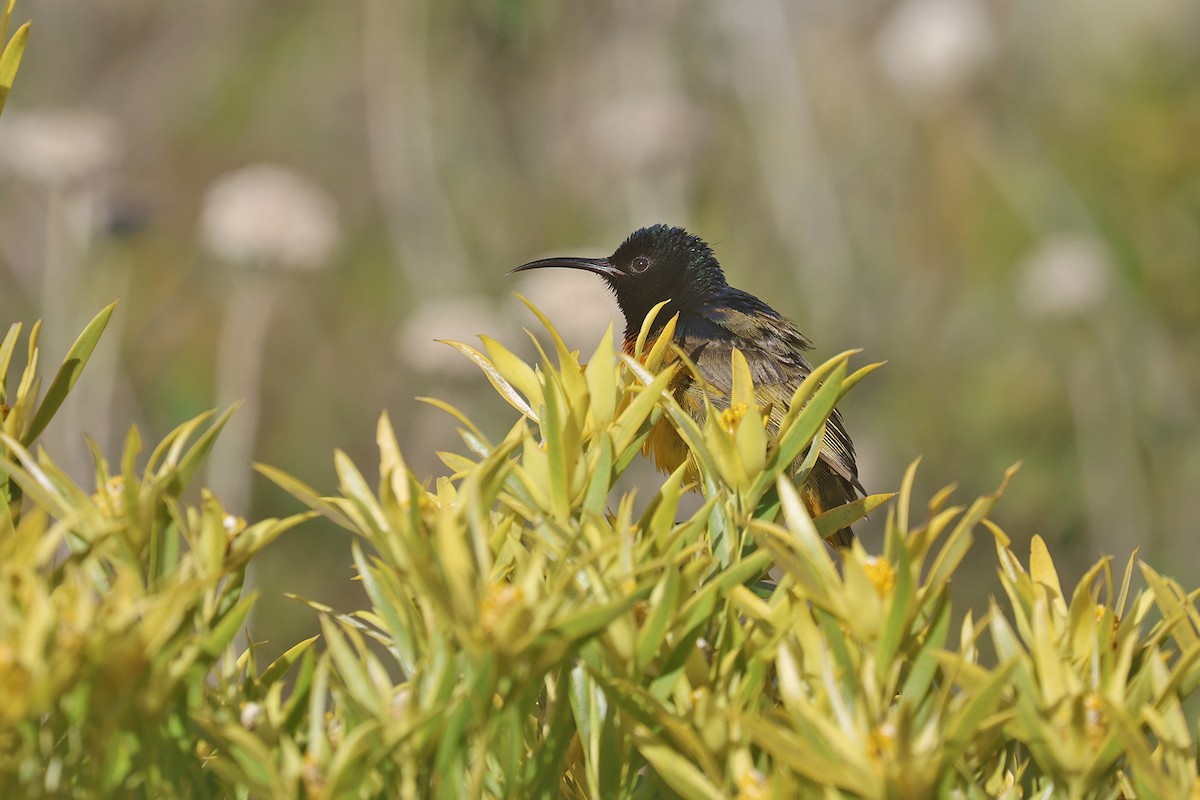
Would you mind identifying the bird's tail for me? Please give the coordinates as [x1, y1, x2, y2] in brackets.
[800, 464, 858, 550]
[825, 527, 855, 550]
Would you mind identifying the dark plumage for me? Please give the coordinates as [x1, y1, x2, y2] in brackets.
[512, 224, 862, 546]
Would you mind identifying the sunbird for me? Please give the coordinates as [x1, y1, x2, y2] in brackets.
[512, 224, 862, 547]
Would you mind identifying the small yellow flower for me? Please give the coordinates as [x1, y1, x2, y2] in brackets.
[719, 403, 749, 434]
[735, 769, 770, 800]
[1095, 603, 1120, 636]
[480, 582, 525, 638]
[863, 556, 897, 597]
[301, 755, 325, 796]
[868, 720, 898, 761]
[92, 476, 125, 517]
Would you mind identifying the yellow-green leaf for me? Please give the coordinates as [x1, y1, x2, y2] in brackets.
[441, 339, 537, 420]
[813, 492, 896, 540]
[585, 324, 617, 426]
[637, 739, 726, 800]
[23, 302, 114, 446]
[482, 334, 542, 410]
[0, 20, 29, 117]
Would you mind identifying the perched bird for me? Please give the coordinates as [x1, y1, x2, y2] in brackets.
[512, 224, 862, 547]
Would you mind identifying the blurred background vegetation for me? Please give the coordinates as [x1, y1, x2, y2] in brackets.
[1, 0, 1197, 662]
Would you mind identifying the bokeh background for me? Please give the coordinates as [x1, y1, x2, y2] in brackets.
[2, 0, 1198, 660]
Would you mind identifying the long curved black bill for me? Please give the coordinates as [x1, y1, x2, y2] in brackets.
[509, 256, 624, 279]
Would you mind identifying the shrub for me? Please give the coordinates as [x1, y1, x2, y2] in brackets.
[3, 302, 1199, 798]
[1, 309, 309, 797]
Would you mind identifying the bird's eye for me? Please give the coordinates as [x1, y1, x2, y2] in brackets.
[631, 255, 651, 274]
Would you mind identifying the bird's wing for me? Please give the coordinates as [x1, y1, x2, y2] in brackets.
[676, 302, 862, 492]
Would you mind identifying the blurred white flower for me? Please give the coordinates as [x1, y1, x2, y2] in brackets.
[397, 269, 622, 377]
[510, 266, 623, 351]
[1018, 232, 1114, 318]
[875, 0, 995, 104]
[396, 294, 509, 375]
[240, 702, 262, 730]
[0, 108, 119, 186]
[199, 163, 340, 271]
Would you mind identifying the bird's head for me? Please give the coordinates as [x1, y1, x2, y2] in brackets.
[511, 225, 728, 330]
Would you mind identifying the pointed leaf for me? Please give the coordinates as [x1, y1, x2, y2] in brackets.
[0, 322, 20, 402]
[482, 334, 542, 408]
[813, 492, 896, 540]
[175, 403, 239, 492]
[203, 594, 256, 658]
[22, 302, 114, 445]
[258, 635, 320, 689]
[440, 339, 536, 420]
[585, 324, 617, 426]
[1030, 534, 1065, 608]
[632, 300, 671, 360]
[0, 20, 29, 117]
[637, 739, 725, 800]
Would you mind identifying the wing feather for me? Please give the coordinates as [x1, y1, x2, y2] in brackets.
[672, 295, 862, 494]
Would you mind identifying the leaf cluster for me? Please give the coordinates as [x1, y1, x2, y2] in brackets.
[229, 303, 1200, 798]
[4, 304, 1200, 799]
[0, 309, 310, 796]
